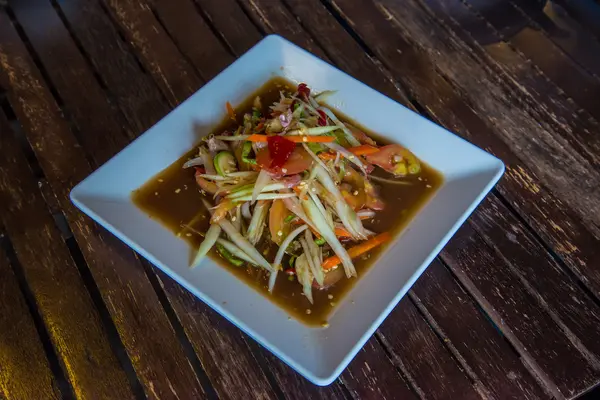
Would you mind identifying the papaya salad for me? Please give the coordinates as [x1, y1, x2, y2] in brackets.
[183, 82, 425, 304]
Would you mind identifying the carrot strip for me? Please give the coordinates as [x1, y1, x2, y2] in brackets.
[318, 152, 336, 161]
[348, 145, 379, 156]
[322, 232, 392, 270]
[226, 101, 236, 120]
[334, 227, 352, 238]
[247, 134, 335, 143]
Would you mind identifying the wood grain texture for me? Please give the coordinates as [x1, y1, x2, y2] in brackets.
[155, 272, 278, 400]
[0, 228, 60, 399]
[552, 0, 600, 43]
[56, 0, 171, 132]
[420, 0, 600, 169]
[328, 0, 600, 301]
[146, 0, 235, 80]
[411, 260, 547, 399]
[376, 0, 600, 234]
[340, 339, 417, 400]
[442, 225, 600, 398]
[100, 0, 202, 104]
[0, 98, 133, 399]
[378, 300, 482, 400]
[8, 1, 211, 398]
[464, 0, 600, 123]
[192, 0, 262, 54]
[49, 1, 279, 396]
[510, 0, 600, 78]
[471, 195, 600, 360]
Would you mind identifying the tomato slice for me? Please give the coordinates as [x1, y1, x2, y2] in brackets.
[267, 135, 296, 168]
[256, 146, 313, 175]
[269, 199, 293, 245]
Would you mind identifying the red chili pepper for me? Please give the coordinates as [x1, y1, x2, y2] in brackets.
[297, 82, 310, 98]
[317, 109, 327, 126]
[285, 268, 296, 276]
[267, 135, 296, 168]
[194, 166, 206, 174]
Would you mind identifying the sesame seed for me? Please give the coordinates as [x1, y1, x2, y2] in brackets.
[175, 188, 181, 193]
[302, 136, 308, 142]
[426, 184, 432, 188]
[353, 190, 359, 196]
[277, 230, 283, 236]
[306, 309, 312, 314]
[311, 187, 317, 192]
[418, 177, 423, 181]
[158, 179, 164, 183]
[321, 322, 329, 328]
[231, 216, 237, 222]
[327, 294, 334, 299]
[154, 192, 158, 196]
[330, 302, 336, 307]
[184, 185, 188, 189]
[186, 233, 192, 237]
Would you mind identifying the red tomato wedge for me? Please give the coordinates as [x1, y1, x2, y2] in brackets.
[267, 135, 296, 168]
[256, 146, 313, 175]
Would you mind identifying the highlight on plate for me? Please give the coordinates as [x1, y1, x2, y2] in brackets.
[183, 82, 424, 302]
[132, 78, 442, 324]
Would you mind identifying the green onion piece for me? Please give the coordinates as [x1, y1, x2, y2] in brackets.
[241, 141, 257, 165]
[284, 215, 295, 223]
[289, 255, 297, 267]
[315, 237, 326, 246]
[216, 242, 244, 267]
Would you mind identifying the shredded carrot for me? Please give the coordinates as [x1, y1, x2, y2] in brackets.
[322, 232, 392, 270]
[318, 152, 336, 161]
[247, 134, 335, 143]
[348, 145, 380, 156]
[334, 227, 352, 238]
[226, 101, 236, 121]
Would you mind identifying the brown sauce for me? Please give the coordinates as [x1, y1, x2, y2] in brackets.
[132, 77, 443, 326]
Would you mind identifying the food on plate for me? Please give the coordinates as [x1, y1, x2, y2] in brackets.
[132, 78, 442, 325]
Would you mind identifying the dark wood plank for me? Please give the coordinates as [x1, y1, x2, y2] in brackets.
[192, 0, 262, 54]
[0, 231, 60, 399]
[464, 0, 600, 123]
[145, 0, 235, 80]
[420, 0, 600, 169]
[55, 0, 171, 132]
[340, 339, 417, 400]
[100, 0, 202, 104]
[378, 300, 482, 400]
[0, 106, 133, 398]
[471, 195, 600, 360]
[48, 1, 279, 396]
[552, 0, 600, 43]
[411, 260, 548, 399]
[510, 0, 600, 78]
[377, 0, 600, 234]
[8, 1, 212, 397]
[328, 0, 600, 301]
[441, 225, 600, 398]
[155, 272, 278, 400]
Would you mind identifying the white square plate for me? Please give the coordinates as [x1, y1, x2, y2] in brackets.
[71, 35, 504, 385]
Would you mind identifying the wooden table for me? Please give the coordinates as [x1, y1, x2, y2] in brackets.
[1, 0, 599, 398]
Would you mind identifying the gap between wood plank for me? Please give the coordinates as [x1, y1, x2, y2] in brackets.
[137, 260, 219, 400]
[0, 231, 74, 400]
[1, 7, 147, 398]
